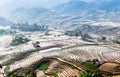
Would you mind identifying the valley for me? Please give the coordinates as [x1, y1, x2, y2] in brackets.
[0, 0, 120, 77]
[0, 30, 120, 77]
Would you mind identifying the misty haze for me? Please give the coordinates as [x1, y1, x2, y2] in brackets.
[0, 0, 120, 77]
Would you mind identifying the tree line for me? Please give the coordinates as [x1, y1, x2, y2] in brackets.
[11, 22, 48, 31]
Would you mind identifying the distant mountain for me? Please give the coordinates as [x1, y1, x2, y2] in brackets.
[11, 7, 49, 16]
[54, 0, 120, 13]
[0, 17, 12, 26]
[53, 0, 89, 13]
[9, 7, 50, 23]
[28, 7, 49, 14]
[98, 0, 120, 12]
[6, 0, 120, 30]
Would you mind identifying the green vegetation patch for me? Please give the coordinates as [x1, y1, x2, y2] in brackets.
[9, 73, 17, 77]
[12, 22, 48, 32]
[80, 70, 103, 77]
[9, 71, 36, 77]
[82, 61, 98, 70]
[53, 73, 58, 77]
[39, 62, 49, 70]
[25, 71, 36, 77]
[5, 66, 10, 75]
[11, 35, 30, 45]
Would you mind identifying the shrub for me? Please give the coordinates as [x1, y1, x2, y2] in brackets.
[39, 62, 49, 70]
[82, 61, 98, 70]
[80, 70, 103, 77]
[11, 35, 30, 45]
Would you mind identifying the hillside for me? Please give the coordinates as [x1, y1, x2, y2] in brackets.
[0, 0, 120, 77]
[4, 0, 120, 30]
[0, 17, 12, 26]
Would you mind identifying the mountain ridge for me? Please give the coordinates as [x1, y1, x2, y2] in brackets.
[1, 0, 120, 30]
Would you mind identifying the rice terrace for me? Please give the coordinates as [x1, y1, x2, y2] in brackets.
[0, 0, 120, 77]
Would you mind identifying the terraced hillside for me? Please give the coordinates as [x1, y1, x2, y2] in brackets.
[5, 44, 120, 76]
[0, 30, 120, 77]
